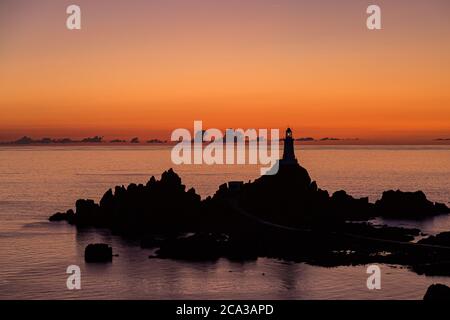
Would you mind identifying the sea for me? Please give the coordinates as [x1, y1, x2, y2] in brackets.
[0, 145, 449, 299]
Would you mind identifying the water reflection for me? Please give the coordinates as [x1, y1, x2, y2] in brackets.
[0, 145, 449, 299]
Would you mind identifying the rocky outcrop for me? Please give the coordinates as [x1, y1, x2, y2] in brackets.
[413, 262, 450, 276]
[54, 169, 202, 235]
[230, 163, 375, 227]
[418, 231, 450, 246]
[49, 163, 450, 272]
[375, 190, 449, 219]
[410, 232, 450, 276]
[48, 209, 75, 223]
[423, 284, 450, 300]
[85, 243, 113, 262]
[50, 164, 449, 234]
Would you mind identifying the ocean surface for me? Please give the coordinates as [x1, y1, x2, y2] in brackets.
[0, 145, 449, 300]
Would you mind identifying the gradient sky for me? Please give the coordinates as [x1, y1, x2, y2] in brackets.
[1, 0, 449, 143]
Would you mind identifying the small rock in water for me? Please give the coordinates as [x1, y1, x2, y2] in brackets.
[85, 243, 113, 263]
[48, 209, 74, 222]
[423, 284, 450, 300]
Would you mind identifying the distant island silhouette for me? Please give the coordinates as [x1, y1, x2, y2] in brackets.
[0, 135, 361, 145]
[0, 135, 106, 145]
[49, 129, 450, 276]
[2, 134, 450, 145]
[0, 136, 167, 145]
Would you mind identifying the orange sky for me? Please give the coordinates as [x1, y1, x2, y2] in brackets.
[0, 0, 449, 143]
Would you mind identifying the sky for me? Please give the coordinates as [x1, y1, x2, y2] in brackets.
[0, 0, 449, 143]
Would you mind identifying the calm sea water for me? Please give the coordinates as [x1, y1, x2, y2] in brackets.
[0, 145, 449, 300]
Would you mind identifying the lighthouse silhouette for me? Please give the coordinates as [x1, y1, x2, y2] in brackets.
[281, 128, 298, 165]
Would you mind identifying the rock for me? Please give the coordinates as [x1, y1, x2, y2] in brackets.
[411, 233, 450, 275]
[156, 233, 225, 261]
[75, 199, 103, 227]
[48, 212, 66, 222]
[140, 235, 167, 249]
[85, 243, 113, 262]
[418, 231, 450, 246]
[342, 222, 420, 242]
[413, 262, 450, 276]
[49, 169, 203, 234]
[329, 191, 374, 221]
[375, 190, 449, 219]
[48, 209, 74, 222]
[423, 284, 450, 300]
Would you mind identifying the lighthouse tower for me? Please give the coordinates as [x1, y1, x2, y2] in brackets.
[281, 128, 298, 165]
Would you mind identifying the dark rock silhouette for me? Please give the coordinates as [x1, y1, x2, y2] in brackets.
[14, 136, 34, 144]
[140, 235, 168, 249]
[424, 284, 450, 300]
[55, 138, 74, 144]
[154, 233, 259, 261]
[146, 139, 166, 144]
[7, 136, 106, 145]
[81, 136, 103, 143]
[320, 137, 340, 141]
[49, 209, 74, 222]
[409, 232, 450, 276]
[156, 233, 224, 261]
[130, 137, 140, 143]
[375, 190, 449, 219]
[418, 231, 450, 246]
[66, 169, 202, 235]
[413, 262, 450, 276]
[85, 243, 113, 262]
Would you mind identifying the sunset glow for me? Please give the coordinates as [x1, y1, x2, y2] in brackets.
[1, 0, 449, 143]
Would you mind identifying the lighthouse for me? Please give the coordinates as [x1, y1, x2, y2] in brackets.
[281, 128, 298, 165]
